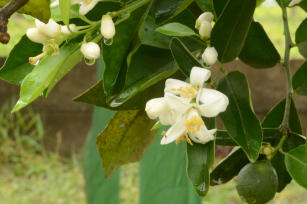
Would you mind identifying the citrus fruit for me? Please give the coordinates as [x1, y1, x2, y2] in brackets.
[236, 161, 278, 204]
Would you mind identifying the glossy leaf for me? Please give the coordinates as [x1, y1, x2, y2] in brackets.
[213, 0, 229, 17]
[156, 23, 196, 37]
[210, 148, 249, 186]
[296, 18, 307, 59]
[271, 152, 291, 192]
[51, 4, 79, 22]
[103, 5, 148, 99]
[12, 42, 82, 112]
[195, 0, 214, 12]
[186, 118, 215, 196]
[59, 0, 71, 25]
[153, 0, 194, 23]
[299, 0, 307, 12]
[239, 22, 280, 68]
[96, 110, 157, 179]
[0, 35, 42, 84]
[211, 0, 256, 62]
[285, 144, 307, 189]
[0, 0, 50, 22]
[293, 61, 307, 95]
[170, 38, 202, 76]
[217, 71, 262, 162]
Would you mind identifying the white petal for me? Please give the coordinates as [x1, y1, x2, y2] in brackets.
[50, 0, 59, 8]
[198, 88, 229, 117]
[145, 98, 168, 120]
[289, 0, 302, 7]
[164, 78, 189, 95]
[61, 24, 78, 34]
[202, 47, 218, 66]
[199, 21, 212, 40]
[189, 125, 216, 144]
[26, 28, 48, 44]
[100, 15, 116, 39]
[81, 42, 101, 59]
[164, 93, 191, 115]
[79, 0, 99, 15]
[159, 110, 179, 126]
[35, 19, 61, 38]
[160, 118, 186, 145]
[190, 67, 211, 87]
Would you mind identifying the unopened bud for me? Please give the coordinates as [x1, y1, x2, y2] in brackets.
[100, 15, 116, 40]
[202, 47, 218, 66]
[26, 28, 49, 44]
[145, 98, 167, 120]
[81, 42, 101, 60]
[199, 21, 212, 40]
[195, 12, 214, 29]
[35, 19, 61, 38]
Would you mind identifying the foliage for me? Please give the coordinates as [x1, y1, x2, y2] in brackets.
[0, 0, 307, 203]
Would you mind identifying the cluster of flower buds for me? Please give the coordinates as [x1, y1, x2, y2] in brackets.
[195, 12, 214, 40]
[51, 0, 99, 15]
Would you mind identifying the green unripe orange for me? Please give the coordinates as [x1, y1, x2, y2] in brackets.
[236, 161, 278, 204]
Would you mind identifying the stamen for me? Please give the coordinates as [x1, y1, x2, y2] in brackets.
[161, 131, 166, 136]
[171, 85, 197, 99]
[86, 0, 92, 3]
[175, 136, 185, 144]
[185, 116, 204, 134]
[185, 135, 193, 146]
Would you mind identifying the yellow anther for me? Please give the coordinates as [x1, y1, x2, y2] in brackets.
[185, 116, 204, 134]
[86, 0, 92, 3]
[171, 85, 197, 99]
[176, 136, 185, 144]
[185, 135, 193, 146]
[161, 131, 167, 136]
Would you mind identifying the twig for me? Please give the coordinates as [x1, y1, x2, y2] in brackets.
[0, 0, 29, 44]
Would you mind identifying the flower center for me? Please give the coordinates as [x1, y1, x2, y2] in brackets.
[171, 84, 198, 99]
[185, 116, 204, 133]
[86, 0, 92, 3]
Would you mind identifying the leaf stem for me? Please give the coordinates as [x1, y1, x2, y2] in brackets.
[109, 0, 150, 18]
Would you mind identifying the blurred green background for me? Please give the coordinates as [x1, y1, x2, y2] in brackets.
[0, 2, 306, 204]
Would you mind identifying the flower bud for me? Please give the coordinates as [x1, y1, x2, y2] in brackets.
[195, 12, 214, 29]
[26, 28, 48, 44]
[61, 24, 78, 35]
[199, 21, 212, 40]
[100, 15, 116, 40]
[35, 19, 61, 38]
[81, 42, 101, 60]
[202, 47, 218, 66]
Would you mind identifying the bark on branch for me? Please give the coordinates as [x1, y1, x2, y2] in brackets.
[0, 0, 29, 44]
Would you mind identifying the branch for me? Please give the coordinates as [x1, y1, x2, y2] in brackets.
[0, 0, 29, 44]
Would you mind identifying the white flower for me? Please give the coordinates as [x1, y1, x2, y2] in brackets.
[145, 67, 229, 145]
[289, 0, 302, 7]
[35, 19, 61, 38]
[199, 21, 212, 40]
[81, 42, 101, 59]
[61, 24, 78, 35]
[202, 47, 218, 65]
[50, 0, 99, 15]
[195, 12, 214, 29]
[100, 15, 116, 39]
[26, 28, 49, 44]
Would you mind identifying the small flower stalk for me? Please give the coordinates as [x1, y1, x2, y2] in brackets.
[145, 67, 229, 145]
[195, 12, 214, 40]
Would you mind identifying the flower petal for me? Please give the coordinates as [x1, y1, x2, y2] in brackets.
[145, 97, 168, 120]
[198, 88, 229, 117]
[79, 0, 99, 15]
[164, 93, 191, 114]
[164, 78, 189, 95]
[190, 67, 211, 87]
[159, 110, 178, 125]
[161, 118, 186, 145]
[189, 125, 216, 144]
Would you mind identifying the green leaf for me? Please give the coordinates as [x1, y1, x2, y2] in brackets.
[293, 61, 307, 95]
[299, 0, 307, 12]
[276, 0, 291, 8]
[217, 71, 262, 162]
[59, 0, 71, 25]
[196, 0, 214, 12]
[0, 0, 50, 23]
[103, 4, 148, 99]
[210, 148, 249, 186]
[96, 110, 157, 179]
[262, 98, 304, 191]
[12, 42, 82, 112]
[156, 22, 196, 37]
[213, 0, 229, 17]
[51, 4, 79, 22]
[186, 118, 215, 196]
[0, 35, 42, 84]
[296, 18, 307, 59]
[211, 0, 256, 62]
[239, 22, 280, 68]
[153, 0, 194, 23]
[285, 144, 307, 189]
[170, 38, 202, 76]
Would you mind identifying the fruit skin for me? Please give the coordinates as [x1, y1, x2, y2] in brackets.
[236, 161, 278, 204]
